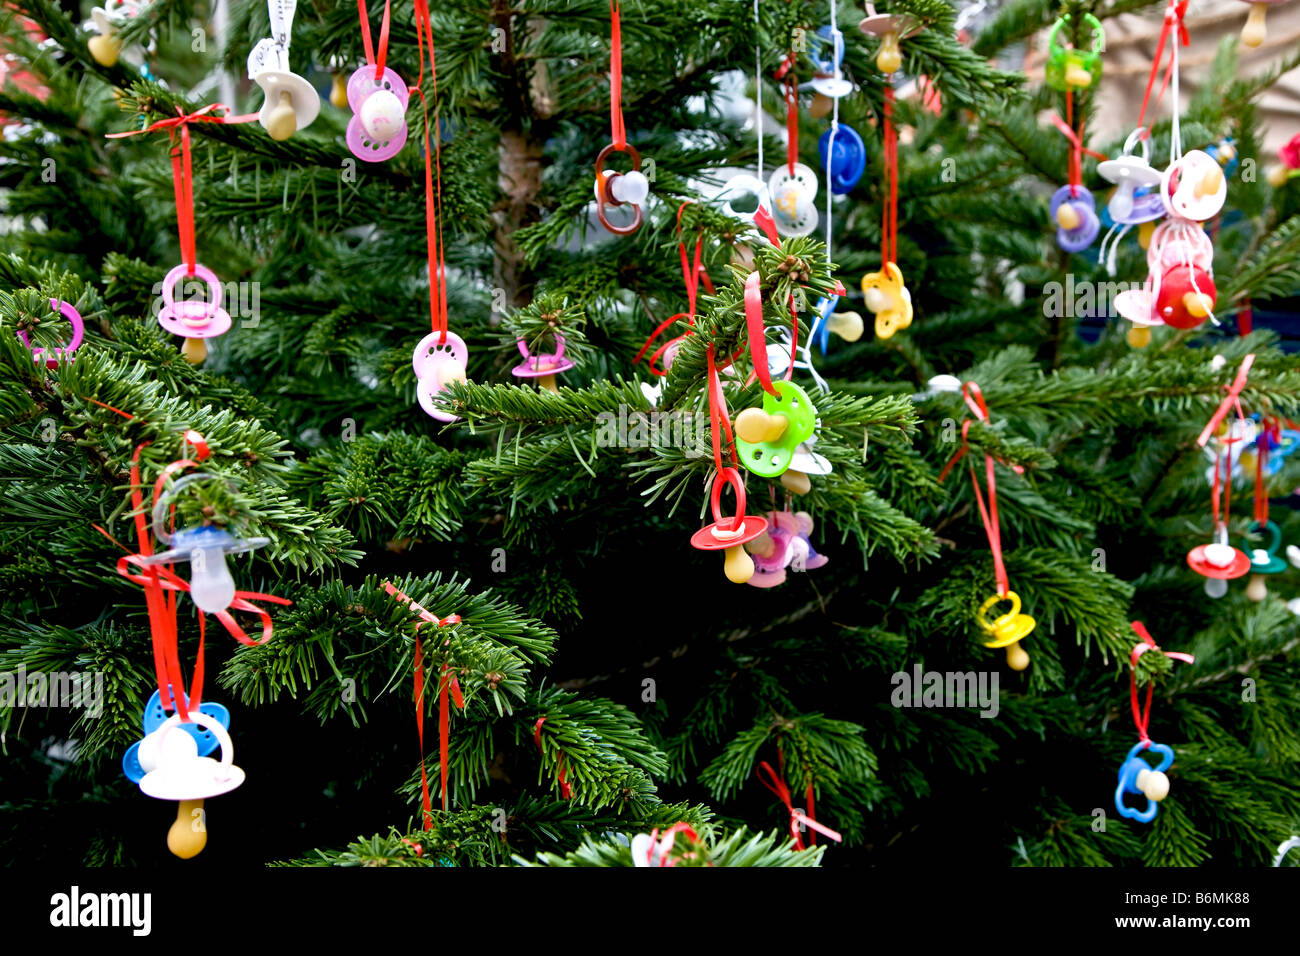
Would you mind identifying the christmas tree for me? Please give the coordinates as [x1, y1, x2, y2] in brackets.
[2, 0, 1299, 869]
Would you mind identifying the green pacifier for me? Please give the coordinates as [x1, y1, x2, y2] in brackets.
[734, 381, 817, 478]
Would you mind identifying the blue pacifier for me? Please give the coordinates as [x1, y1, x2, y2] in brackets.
[819, 125, 866, 195]
[122, 687, 230, 783]
[1114, 741, 1174, 824]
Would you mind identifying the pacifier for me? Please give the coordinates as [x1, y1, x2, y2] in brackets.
[156, 263, 233, 364]
[1098, 132, 1165, 224]
[122, 687, 231, 784]
[861, 262, 913, 338]
[1241, 520, 1286, 601]
[1049, 185, 1100, 252]
[1187, 522, 1251, 598]
[138, 710, 245, 859]
[977, 591, 1034, 670]
[87, 0, 145, 67]
[1147, 219, 1215, 274]
[1114, 741, 1174, 823]
[16, 298, 84, 368]
[345, 64, 410, 162]
[412, 330, 469, 422]
[812, 294, 864, 353]
[1044, 13, 1104, 92]
[1162, 150, 1227, 222]
[716, 174, 774, 228]
[782, 434, 833, 495]
[734, 380, 818, 478]
[594, 143, 649, 236]
[767, 163, 819, 237]
[806, 25, 854, 114]
[819, 125, 867, 195]
[512, 334, 575, 393]
[791, 510, 829, 571]
[1155, 263, 1216, 329]
[690, 467, 769, 584]
[1240, 0, 1284, 48]
[859, 3, 921, 74]
[247, 0, 319, 141]
[744, 513, 796, 588]
[137, 472, 271, 614]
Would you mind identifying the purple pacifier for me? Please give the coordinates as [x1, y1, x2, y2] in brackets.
[748, 515, 796, 589]
[16, 298, 84, 368]
[1049, 185, 1100, 252]
[346, 65, 409, 163]
[512, 335, 576, 392]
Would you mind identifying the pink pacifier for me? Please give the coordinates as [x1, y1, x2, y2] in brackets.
[158, 263, 232, 364]
[1147, 219, 1214, 274]
[16, 298, 84, 368]
[512, 335, 576, 392]
[1162, 150, 1227, 222]
[746, 513, 796, 588]
[345, 65, 409, 162]
[412, 330, 468, 422]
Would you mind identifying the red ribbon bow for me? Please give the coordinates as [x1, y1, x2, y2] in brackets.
[1196, 354, 1255, 448]
[756, 760, 842, 850]
[107, 105, 258, 276]
[1128, 621, 1194, 744]
[383, 581, 462, 828]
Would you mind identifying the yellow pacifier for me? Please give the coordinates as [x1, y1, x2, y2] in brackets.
[977, 591, 1035, 671]
[861, 263, 913, 339]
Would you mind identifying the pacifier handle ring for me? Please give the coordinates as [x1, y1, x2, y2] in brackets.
[711, 466, 748, 530]
[595, 142, 643, 235]
[978, 590, 1020, 628]
[552, 334, 567, 362]
[1123, 128, 1151, 163]
[1250, 519, 1281, 553]
[151, 471, 234, 546]
[161, 262, 223, 313]
[594, 141, 642, 190]
[156, 710, 234, 771]
[515, 338, 532, 362]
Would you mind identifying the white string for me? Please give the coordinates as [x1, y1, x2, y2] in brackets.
[1169, 1, 1182, 164]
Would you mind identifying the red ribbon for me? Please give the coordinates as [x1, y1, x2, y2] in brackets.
[639, 822, 703, 866]
[882, 86, 898, 267]
[412, 0, 449, 342]
[634, 203, 715, 372]
[609, 1, 626, 149]
[107, 105, 258, 275]
[1136, 0, 1190, 138]
[743, 271, 782, 398]
[357, 0, 392, 82]
[938, 383, 1024, 598]
[533, 716, 572, 800]
[1196, 353, 1254, 448]
[95, 432, 289, 722]
[1051, 93, 1107, 195]
[1238, 299, 1253, 336]
[756, 760, 842, 850]
[383, 581, 462, 826]
[1128, 621, 1194, 744]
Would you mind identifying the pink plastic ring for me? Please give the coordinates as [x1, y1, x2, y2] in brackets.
[160, 263, 223, 314]
[16, 298, 84, 367]
[411, 330, 468, 380]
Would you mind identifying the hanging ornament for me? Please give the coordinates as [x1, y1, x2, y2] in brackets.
[1188, 355, 1256, 598]
[16, 298, 83, 368]
[346, 0, 409, 162]
[247, 0, 320, 142]
[1241, 420, 1287, 601]
[939, 383, 1033, 670]
[593, 2, 649, 235]
[1239, 0, 1286, 47]
[1114, 622, 1193, 823]
[87, 0, 148, 68]
[858, 3, 920, 75]
[631, 823, 708, 867]
[107, 106, 259, 364]
[100, 429, 288, 858]
[745, 511, 797, 588]
[818, 125, 866, 195]
[1048, 184, 1100, 252]
[812, 294, 864, 354]
[409, 0, 468, 422]
[791, 510, 830, 571]
[1098, 131, 1166, 276]
[1044, 14, 1104, 92]
[692, 466, 769, 584]
[512, 334, 575, 392]
[768, 51, 819, 238]
[860, 77, 912, 339]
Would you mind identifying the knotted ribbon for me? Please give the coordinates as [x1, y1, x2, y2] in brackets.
[1128, 621, 1194, 745]
[756, 759, 842, 850]
[1196, 353, 1254, 447]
